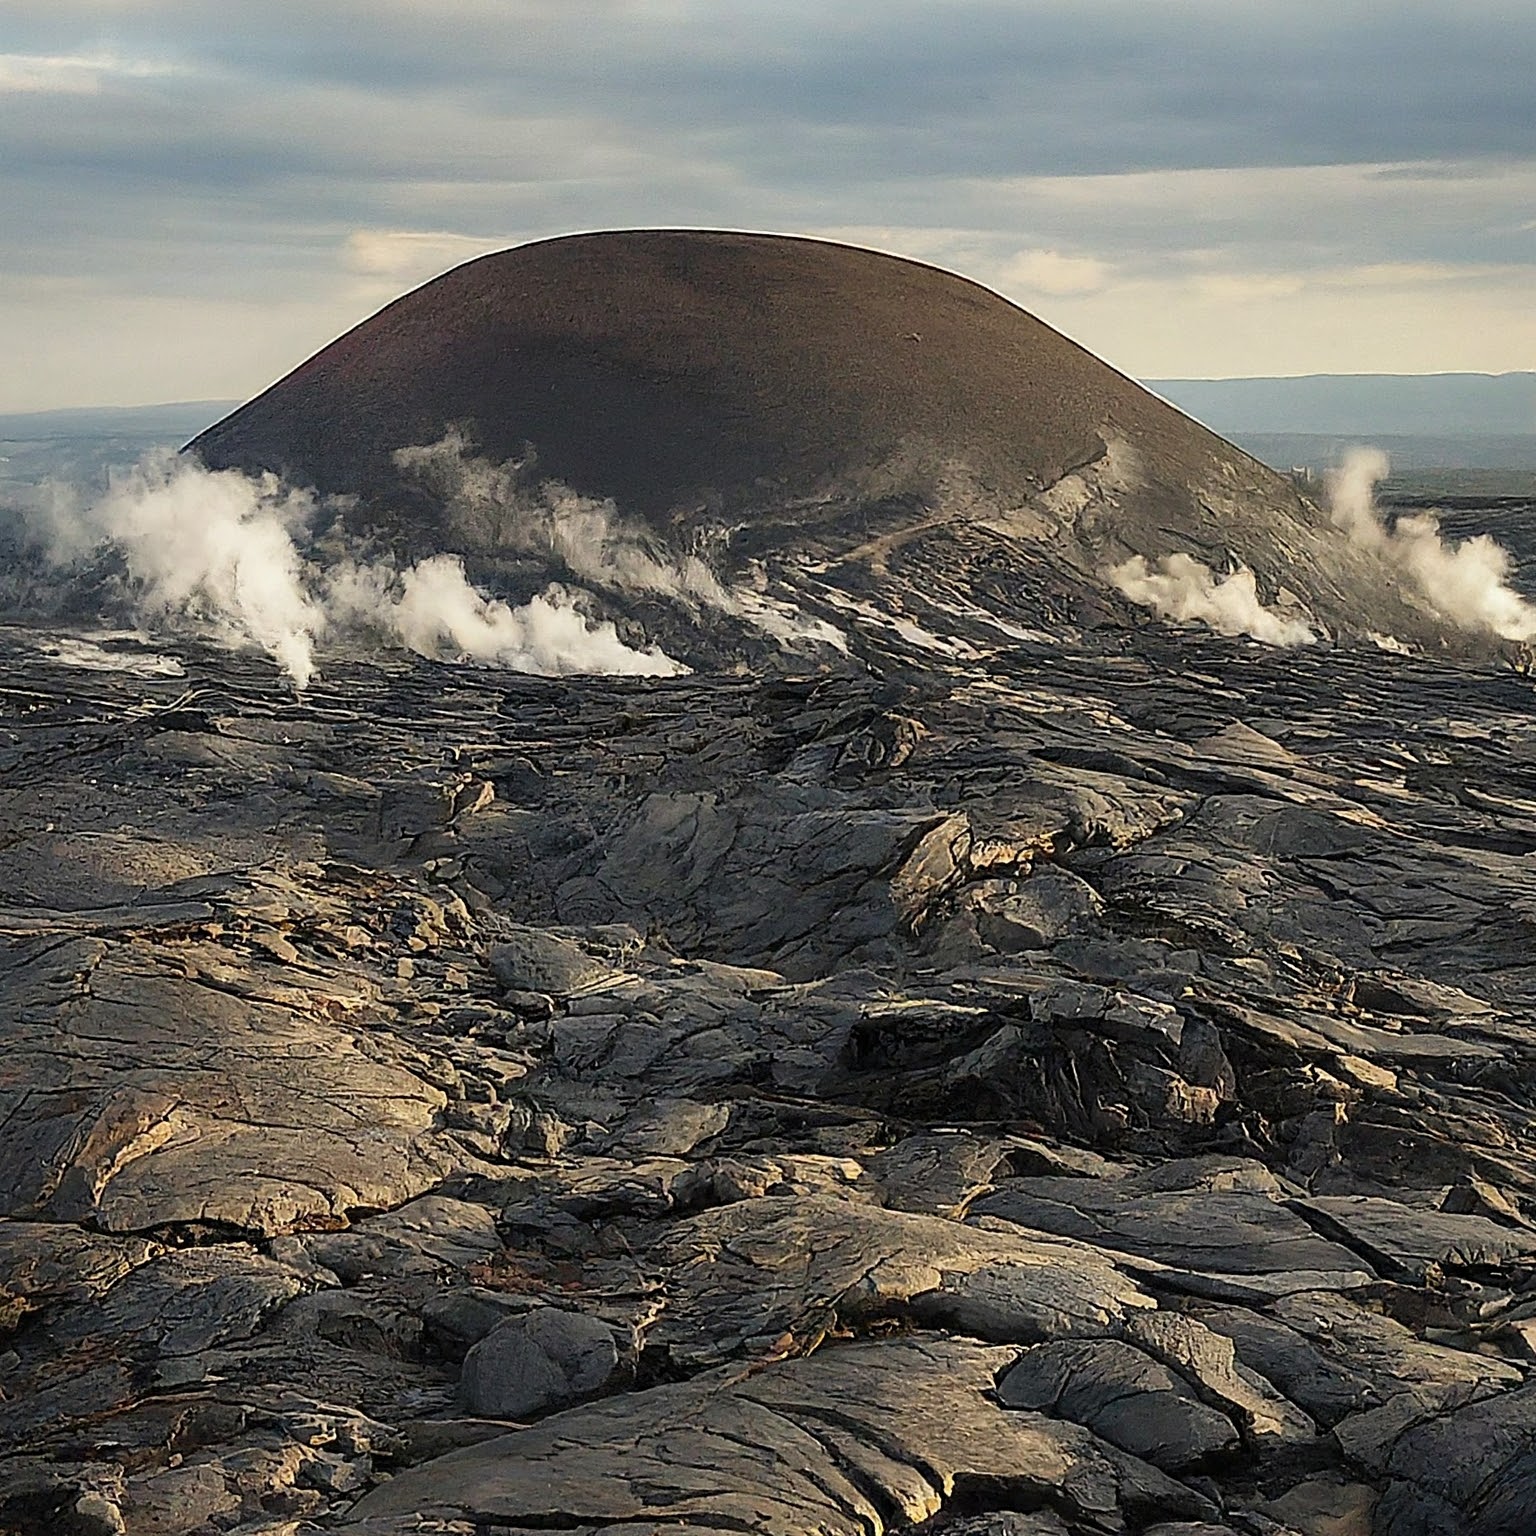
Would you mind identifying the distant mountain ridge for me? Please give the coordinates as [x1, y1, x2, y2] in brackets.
[0, 401, 244, 498]
[10, 372, 1536, 483]
[0, 401, 239, 439]
[1146, 372, 1536, 438]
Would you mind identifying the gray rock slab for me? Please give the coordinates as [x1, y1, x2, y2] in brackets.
[648, 1193, 1155, 1367]
[0, 935, 467, 1236]
[974, 1180, 1362, 1276]
[487, 926, 628, 998]
[1374, 1382, 1536, 1536]
[599, 1095, 732, 1157]
[561, 788, 971, 977]
[0, 1244, 309, 1442]
[1195, 1291, 1519, 1429]
[1294, 1194, 1536, 1279]
[459, 1306, 624, 1419]
[865, 1130, 1018, 1216]
[1256, 1475, 1377, 1535]
[345, 1339, 1214, 1534]
[1123, 1310, 1317, 1450]
[298, 1195, 503, 1282]
[998, 1339, 1242, 1469]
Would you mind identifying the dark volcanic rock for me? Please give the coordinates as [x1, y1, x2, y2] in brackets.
[345, 1339, 1214, 1535]
[997, 1339, 1245, 1471]
[458, 1305, 624, 1419]
[189, 231, 1253, 528]
[9, 612, 1536, 1532]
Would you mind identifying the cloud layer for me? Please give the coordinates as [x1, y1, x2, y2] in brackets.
[3, 3, 1534, 406]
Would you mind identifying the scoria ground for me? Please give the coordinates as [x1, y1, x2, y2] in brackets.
[4, 486, 1536, 1535]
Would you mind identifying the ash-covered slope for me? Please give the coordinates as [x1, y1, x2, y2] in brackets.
[188, 230, 1205, 524]
[189, 230, 1438, 646]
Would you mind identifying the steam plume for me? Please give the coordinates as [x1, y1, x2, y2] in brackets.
[394, 431, 847, 651]
[1327, 447, 1536, 642]
[36, 452, 327, 686]
[19, 451, 685, 685]
[327, 555, 682, 677]
[1108, 553, 1317, 647]
[394, 429, 731, 608]
[1108, 449, 1536, 653]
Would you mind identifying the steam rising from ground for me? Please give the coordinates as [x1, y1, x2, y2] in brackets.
[9, 431, 850, 686]
[394, 430, 847, 652]
[327, 555, 677, 678]
[395, 430, 730, 607]
[1326, 448, 1536, 642]
[16, 451, 684, 685]
[21, 431, 1530, 680]
[1111, 446, 1536, 650]
[1109, 555, 1316, 647]
[43, 453, 329, 685]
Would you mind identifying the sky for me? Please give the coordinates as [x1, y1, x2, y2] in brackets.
[2, 0, 1534, 412]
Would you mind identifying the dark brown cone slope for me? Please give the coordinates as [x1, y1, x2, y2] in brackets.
[189, 229, 1449, 643]
[190, 232, 1272, 523]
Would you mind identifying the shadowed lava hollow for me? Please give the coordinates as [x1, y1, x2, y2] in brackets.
[5, 233, 1536, 1535]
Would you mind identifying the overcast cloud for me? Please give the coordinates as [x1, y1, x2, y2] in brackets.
[3, 1, 1533, 409]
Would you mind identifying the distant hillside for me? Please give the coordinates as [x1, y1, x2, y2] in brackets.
[0, 401, 239, 442]
[1229, 432, 1536, 477]
[1147, 373, 1536, 438]
[0, 401, 240, 497]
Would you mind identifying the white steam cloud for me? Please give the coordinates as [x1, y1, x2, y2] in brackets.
[1326, 447, 1536, 643]
[25, 450, 685, 686]
[1110, 446, 1536, 652]
[394, 431, 847, 652]
[17, 431, 849, 686]
[1108, 554, 1317, 647]
[327, 555, 679, 677]
[394, 429, 730, 608]
[35, 453, 329, 686]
